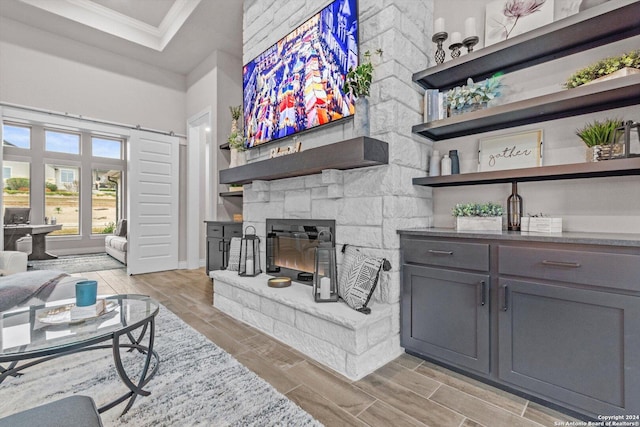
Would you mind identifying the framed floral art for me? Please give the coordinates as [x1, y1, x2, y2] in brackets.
[485, 0, 555, 47]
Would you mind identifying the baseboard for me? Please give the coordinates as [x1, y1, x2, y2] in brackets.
[50, 247, 105, 256]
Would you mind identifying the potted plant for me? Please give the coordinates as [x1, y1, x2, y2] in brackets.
[229, 105, 242, 133]
[227, 129, 247, 168]
[565, 50, 640, 89]
[343, 49, 382, 136]
[446, 74, 502, 116]
[452, 202, 504, 231]
[576, 118, 624, 162]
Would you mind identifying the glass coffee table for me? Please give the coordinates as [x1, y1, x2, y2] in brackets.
[0, 294, 160, 415]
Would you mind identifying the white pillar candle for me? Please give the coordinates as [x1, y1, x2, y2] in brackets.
[451, 32, 462, 45]
[434, 17, 445, 34]
[320, 277, 331, 299]
[245, 259, 254, 275]
[464, 17, 477, 38]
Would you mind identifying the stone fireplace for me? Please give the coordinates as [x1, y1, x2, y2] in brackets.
[210, 0, 436, 380]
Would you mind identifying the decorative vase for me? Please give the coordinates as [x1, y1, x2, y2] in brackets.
[586, 143, 625, 162]
[230, 148, 239, 168]
[237, 150, 247, 166]
[354, 97, 370, 137]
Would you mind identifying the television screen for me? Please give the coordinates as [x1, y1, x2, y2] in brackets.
[243, 0, 358, 148]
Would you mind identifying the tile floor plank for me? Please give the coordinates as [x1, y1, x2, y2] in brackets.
[375, 362, 441, 398]
[357, 400, 428, 427]
[286, 385, 368, 427]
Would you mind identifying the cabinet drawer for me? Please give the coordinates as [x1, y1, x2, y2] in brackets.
[499, 246, 640, 291]
[223, 225, 242, 238]
[207, 224, 223, 237]
[402, 238, 489, 271]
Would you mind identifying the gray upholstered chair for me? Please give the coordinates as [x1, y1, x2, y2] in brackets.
[0, 395, 102, 427]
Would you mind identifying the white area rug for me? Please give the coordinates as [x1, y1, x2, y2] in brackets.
[29, 253, 125, 274]
[0, 305, 321, 426]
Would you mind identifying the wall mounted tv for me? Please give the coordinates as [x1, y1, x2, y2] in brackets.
[242, 0, 358, 149]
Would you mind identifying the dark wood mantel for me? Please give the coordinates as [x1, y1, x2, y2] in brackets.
[219, 136, 388, 185]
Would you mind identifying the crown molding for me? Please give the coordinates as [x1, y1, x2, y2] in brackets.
[18, 0, 201, 51]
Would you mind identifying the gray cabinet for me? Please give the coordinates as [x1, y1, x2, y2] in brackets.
[402, 264, 490, 374]
[205, 222, 242, 274]
[400, 232, 640, 419]
[498, 278, 640, 417]
[401, 238, 490, 374]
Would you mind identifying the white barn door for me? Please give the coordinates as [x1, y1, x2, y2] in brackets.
[127, 130, 180, 275]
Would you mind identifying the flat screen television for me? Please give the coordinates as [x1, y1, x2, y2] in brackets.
[4, 207, 31, 225]
[242, 0, 358, 149]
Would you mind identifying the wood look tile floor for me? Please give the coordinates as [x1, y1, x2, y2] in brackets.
[83, 268, 579, 427]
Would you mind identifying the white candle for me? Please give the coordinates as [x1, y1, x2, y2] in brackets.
[464, 17, 477, 38]
[451, 32, 462, 45]
[245, 259, 254, 275]
[434, 17, 445, 34]
[320, 277, 331, 300]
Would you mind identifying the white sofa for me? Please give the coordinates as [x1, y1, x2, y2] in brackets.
[0, 251, 28, 276]
[105, 219, 127, 265]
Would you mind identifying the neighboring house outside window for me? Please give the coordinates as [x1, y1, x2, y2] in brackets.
[60, 169, 75, 184]
[3, 166, 10, 180]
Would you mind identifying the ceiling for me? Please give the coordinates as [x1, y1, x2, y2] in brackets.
[0, 0, 243, 75]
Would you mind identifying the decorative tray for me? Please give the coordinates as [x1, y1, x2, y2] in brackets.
[37, 300, 118, 325]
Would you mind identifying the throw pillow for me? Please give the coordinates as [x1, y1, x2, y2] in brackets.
[115, 219, 127, 237]
[338, 245, 387, 314]
[227, 237, 241, 271]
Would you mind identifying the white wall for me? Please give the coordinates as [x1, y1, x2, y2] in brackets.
[430, 1, 640, 233]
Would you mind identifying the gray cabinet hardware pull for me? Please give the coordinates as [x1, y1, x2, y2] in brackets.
[428, 250, 454, 255]
[541, 260, 581, 268]
[480, 281, 487, 306]
[502, 285, 509, 311]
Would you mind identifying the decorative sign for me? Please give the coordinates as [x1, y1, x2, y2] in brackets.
[270, 141, 302, 159]
[478, 130, 543, 172]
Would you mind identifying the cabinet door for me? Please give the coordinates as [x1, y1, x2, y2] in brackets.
[207, 237, 224, 273]
[498, 279, 640, 417]
[402, 264, 490, 374]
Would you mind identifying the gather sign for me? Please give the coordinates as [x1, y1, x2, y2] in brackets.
[478, 130, 543, 172]
[270, 141, 302, 159]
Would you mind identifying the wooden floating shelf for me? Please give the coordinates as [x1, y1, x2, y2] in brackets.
[412, 157, 640, 187]
[412, 0, 640, 90]
[219, 191, 243, 198]
[412, 75, 640, 141]
[219, 136, 388, 185]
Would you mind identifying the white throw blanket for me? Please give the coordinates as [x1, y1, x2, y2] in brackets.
[0, 270, 69, 312]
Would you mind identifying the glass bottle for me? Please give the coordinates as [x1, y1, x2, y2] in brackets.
[507, 182, 523, 231]
[449, 149, 460, 174]
[441, 153, 452, 176]
[429, 150, 441, 176]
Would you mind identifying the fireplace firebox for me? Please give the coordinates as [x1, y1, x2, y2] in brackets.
[266, 219, 335, 283]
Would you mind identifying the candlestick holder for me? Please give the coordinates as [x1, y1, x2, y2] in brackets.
[462, 36, 479, 53]
[432, 32, 448, 64]
[449, 41, 463, 59]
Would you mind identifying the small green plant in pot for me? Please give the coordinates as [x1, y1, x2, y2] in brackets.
[576, 118, 623, 161]
[565, 50, 640, 89]
[446, 74, 503, 115]
[452, 202, 504, 231]
[229, 105, 242, 133]
[343, 49, 382, 137]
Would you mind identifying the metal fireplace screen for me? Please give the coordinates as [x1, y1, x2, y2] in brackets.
[266, 219, 335, 282]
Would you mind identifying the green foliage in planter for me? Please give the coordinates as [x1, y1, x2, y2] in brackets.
[229, 105, 242, 121]
[565, 50, 640, 89]
[102, 221, 116, 234]
[452, 202, 504, 217]
[446, 74, 503, 112]
[227, 130, 246, 151]
[343, 49, 383, 98]
[576, 118, 623, 147]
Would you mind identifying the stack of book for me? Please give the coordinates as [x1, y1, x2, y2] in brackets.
[70, 299, 107, 320]
[423, 89, 445, 122]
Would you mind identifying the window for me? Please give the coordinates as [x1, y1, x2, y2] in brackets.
[60, 169, 75, 183]
[92, 169, 122, 234]
[45, 130, 80, 154]
[45, 164, 80, 235]
[92, 137, 122, 159]
[2, 161, 30, 210]
[2, 124, 31, 149]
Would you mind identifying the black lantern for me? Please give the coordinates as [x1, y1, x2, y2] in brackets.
[313, 231, 338, 302]
[614, 120, 640, 158]
[239, 225, 261, 277]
